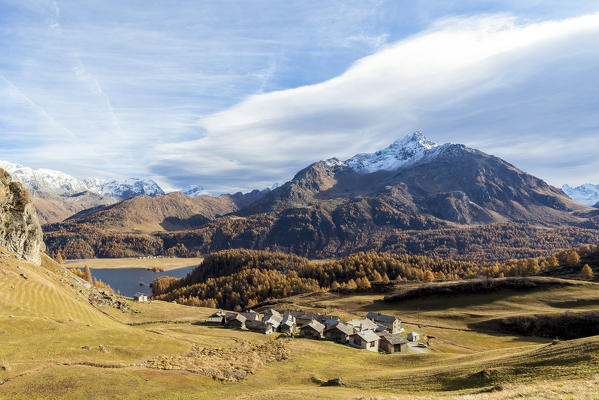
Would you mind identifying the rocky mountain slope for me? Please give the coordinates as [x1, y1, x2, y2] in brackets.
[563, 183, 599, 207]
[0, 168, 45, 265]
[244, 132, 588, 225]
[47, 189, 268, 234]
[43, 133, 597, 260]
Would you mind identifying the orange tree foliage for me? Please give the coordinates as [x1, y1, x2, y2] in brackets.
[153, 244, 599, 310]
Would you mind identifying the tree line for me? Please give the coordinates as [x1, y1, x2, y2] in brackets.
[152, 245, 598, 309]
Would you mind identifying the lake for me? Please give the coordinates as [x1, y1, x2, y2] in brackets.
[89, 266, 196, 297]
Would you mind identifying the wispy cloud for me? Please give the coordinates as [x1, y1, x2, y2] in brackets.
[153, 12, 599, 191]
[1, 1, 599, 191]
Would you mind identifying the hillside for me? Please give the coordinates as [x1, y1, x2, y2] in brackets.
[43, 134, 598, 260]
[31, 191, 119, 225]
[2, 243, 599, 399]
[47, 189, 267, 234]
[151, 244, 599, 309]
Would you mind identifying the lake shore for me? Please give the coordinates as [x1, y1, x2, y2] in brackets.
[64, 257, 204, 271]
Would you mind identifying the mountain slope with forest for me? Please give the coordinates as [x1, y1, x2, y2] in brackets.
[43, 133, 598, 260]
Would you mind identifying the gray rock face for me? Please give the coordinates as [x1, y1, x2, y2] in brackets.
[0, 168, 45, 265]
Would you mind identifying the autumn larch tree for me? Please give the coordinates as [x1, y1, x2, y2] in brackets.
[567, 251, 581, 267]
[581, 264, 594, 280]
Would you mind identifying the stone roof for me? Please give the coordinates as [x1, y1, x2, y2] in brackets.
[348, 318, 378, 331]
[262, 314, 282, 326]
[352, 329, 380, 343]
[281, 314, 296, 326]
[300, 319, 325, 333]
[245, 320, 272, 332]
[226, 313, 246, 323]
[366, 312, 401, 324]
[380, 333, 407, 345]
[326, 322, 354, 336]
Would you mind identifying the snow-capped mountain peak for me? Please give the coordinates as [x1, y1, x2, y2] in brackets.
[181, 185, 207, 197]
[562, 183, 599, 206]
[83, 177, 165, 198]
[0, 160, 88, 195]
[0, 160, 165, 199]
[344, 132, 440, 173]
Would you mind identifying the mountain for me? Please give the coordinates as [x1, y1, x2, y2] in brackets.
[0, 168, 45, 265]
[562, 184, 599, 207]
[181, 185, 207, 197]
[243, 132, 587, 225]
[0, 160, 166, 223]
[48, 189, 269, 234]
[0, 160, 88, 196]
[83, 177, 165, 198]
[43, 133, 597, 260]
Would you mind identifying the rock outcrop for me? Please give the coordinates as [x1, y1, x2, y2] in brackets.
[0, 168, 45, 265]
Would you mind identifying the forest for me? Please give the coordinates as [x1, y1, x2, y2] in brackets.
[152, 244, 598, 309]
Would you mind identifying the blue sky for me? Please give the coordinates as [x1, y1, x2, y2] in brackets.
[1, 1, 599, 193]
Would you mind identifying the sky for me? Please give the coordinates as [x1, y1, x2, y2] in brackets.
[1, 1, 599, 193]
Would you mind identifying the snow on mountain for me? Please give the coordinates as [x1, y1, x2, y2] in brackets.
[562, 184, 599, 206]
[0, 161, 88, 195]
[83, 177, 165, 199]
[342, 132, 441, 173]
[181, 185, 207, 197]
[0, 160, 164, 199]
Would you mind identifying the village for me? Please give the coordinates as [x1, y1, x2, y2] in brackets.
[204, 308, 425, 354]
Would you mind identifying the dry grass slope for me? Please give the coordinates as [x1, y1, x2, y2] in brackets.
[1, 249, 598, 399]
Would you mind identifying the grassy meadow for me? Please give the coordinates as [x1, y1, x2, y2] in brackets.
[1, 249, 598, 399]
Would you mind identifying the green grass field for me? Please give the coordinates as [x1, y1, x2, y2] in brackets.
[1, 249, 598, 399]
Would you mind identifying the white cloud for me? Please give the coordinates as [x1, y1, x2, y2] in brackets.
[153, 12, 599, 191]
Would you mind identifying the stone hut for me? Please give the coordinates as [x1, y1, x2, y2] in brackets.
[299, 319, 325, 339]
[241, 310, 260, 321]
[348, 318, 378, 332]
[205, 310, 226, 325]
[133, 293, 148, 302]
[325, 322, 354, 344]
[245, 320, 274, 334]
[350, 330, 380, 352]
[379, 333, 408, 354]
[366, 312, 402, 334]
[280, 314, 296, 335]
[225, 313, 246, 330]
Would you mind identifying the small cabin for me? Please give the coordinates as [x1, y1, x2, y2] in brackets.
[241, 310, 260, 321]
[366, 312, 402, 334]
[289, 310, 317, 326]
[379, 333, 408, 354]
[245, 320, 274, 334]
[299, 320, 325, 339]
[133, 293, 148, 302]
[350, 330, 380, 352]
[348, 318, 378, 332]
[407, 332, 420, 342]
[280, 314, 296, 335]
[325, 322, 354, 344]
[262, 314, 282, 331]
[205, 311, 226, 325]
[225, 313, 247, 330]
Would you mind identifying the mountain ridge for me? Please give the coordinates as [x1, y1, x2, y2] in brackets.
[43, 133, 597, 260]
